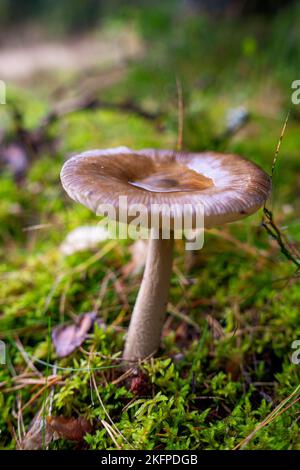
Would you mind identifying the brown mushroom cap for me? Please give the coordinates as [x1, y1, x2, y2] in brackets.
[61, 147, 271, 229]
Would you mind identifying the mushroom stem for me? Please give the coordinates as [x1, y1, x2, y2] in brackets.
[124, 230, 174, 363]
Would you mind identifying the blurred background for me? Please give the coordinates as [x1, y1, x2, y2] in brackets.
[1, 0, 300, 451]
[1, 0, 300, 226]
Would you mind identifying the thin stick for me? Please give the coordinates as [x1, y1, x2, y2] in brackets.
[265, 108, 290, 211]
[234, 384, 300, 450]
[176, 77, 184, 151]
[271, 109, 290, 179]
[124, 234, 174, 362]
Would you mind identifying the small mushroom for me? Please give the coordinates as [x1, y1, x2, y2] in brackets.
[61, 147, 271, 363]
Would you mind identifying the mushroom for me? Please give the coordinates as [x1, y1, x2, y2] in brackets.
[61, 147, 271, 363]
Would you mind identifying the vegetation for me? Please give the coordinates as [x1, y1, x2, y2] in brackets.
[1, 1, 300, 450]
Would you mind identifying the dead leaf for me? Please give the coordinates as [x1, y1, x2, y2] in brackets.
[19, 413, 55, 450]
[47, 416, 92, 442]
[52, 311, 97, 358]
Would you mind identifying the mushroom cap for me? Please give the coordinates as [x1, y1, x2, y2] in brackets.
[61, 147, 271, 229]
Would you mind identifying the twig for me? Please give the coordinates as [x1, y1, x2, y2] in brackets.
[176, 77, 184, 151]
[20, 376, 61, 412]
[39, 95, 162, 133]
[7, 94, 163, 172]
[271, 109, 291, 179]
[17, 393, 25, 443]
[167, 303, 200, 332]
[262, 109, 300, 268]
[91, 372, 131, 448]
[13, 336, 43, 377]
[262, 207, 300, 268]
[234, 384, 300, 450]
[207, 228, 269, 258]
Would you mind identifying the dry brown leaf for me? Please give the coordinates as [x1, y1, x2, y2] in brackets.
[52, 311, 97, 358]
[47, 416, 92, 442]
[19, 413, 55, 450]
